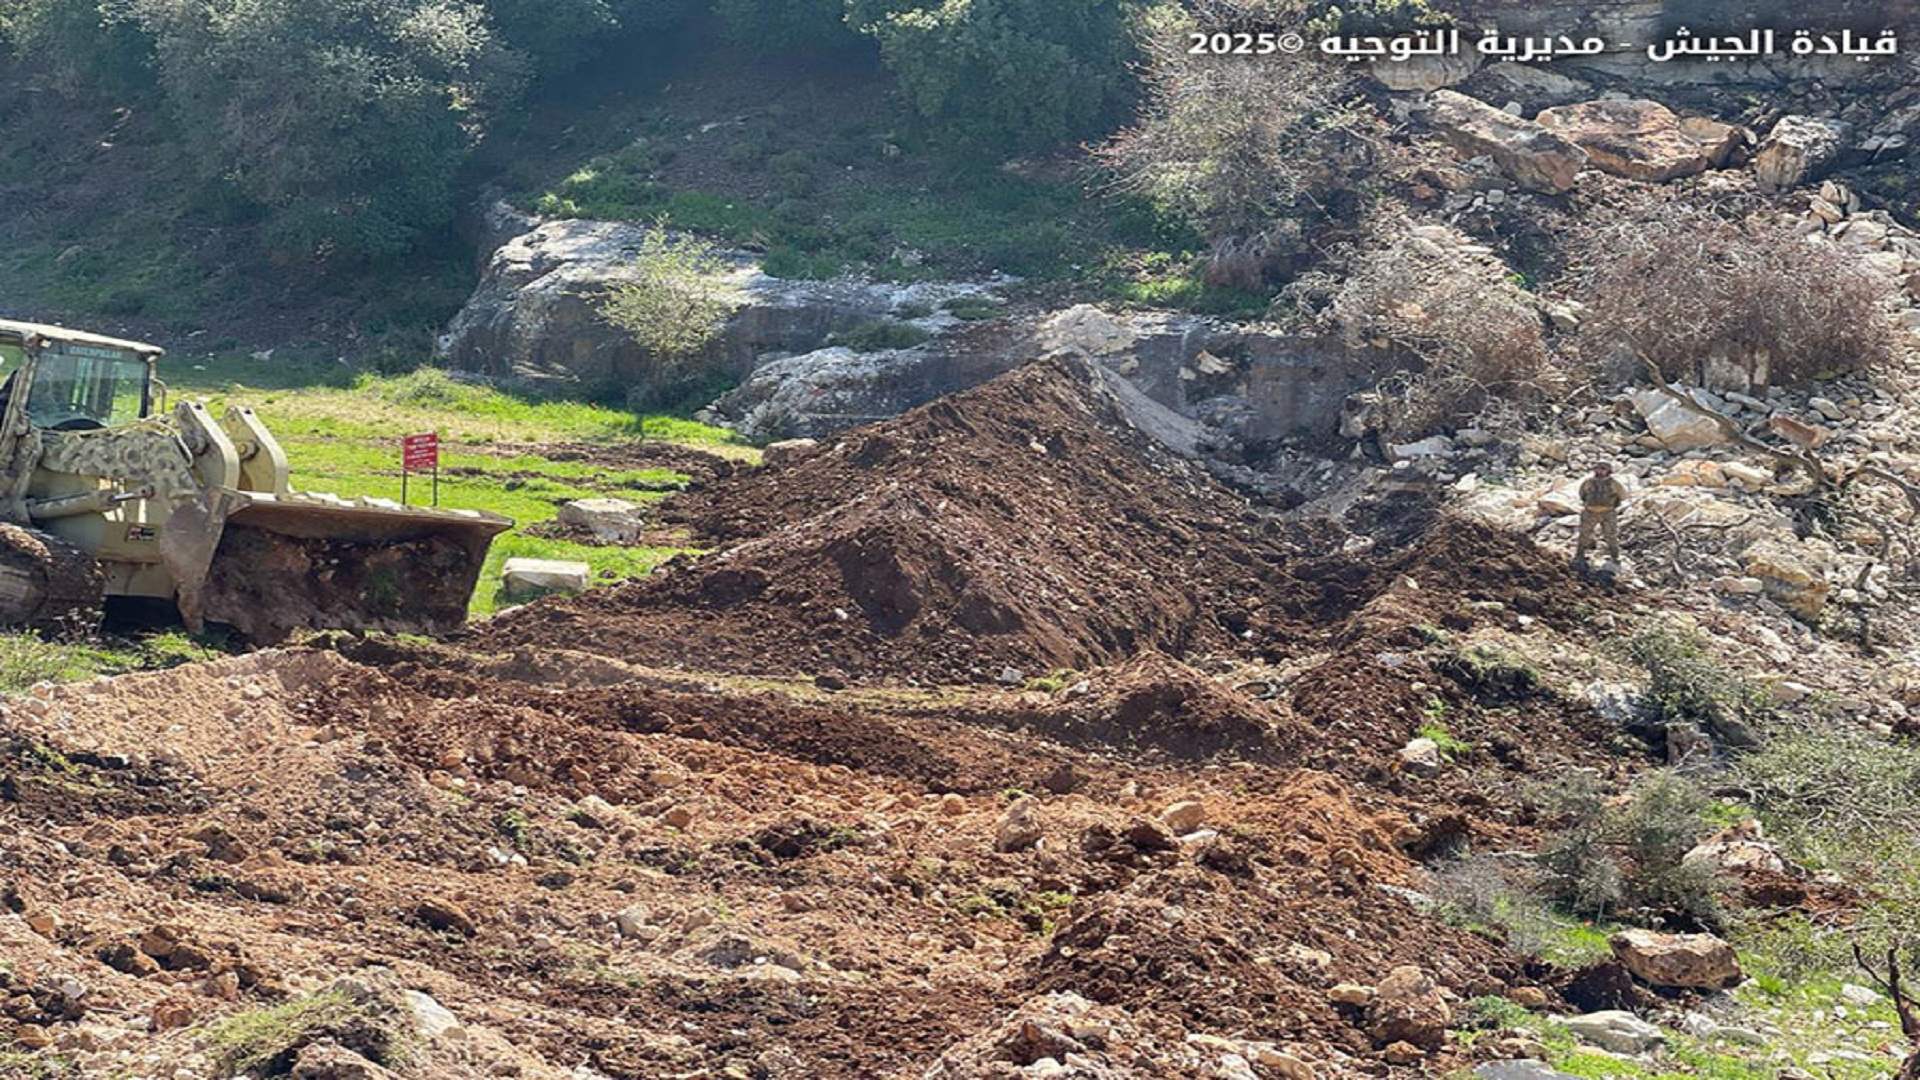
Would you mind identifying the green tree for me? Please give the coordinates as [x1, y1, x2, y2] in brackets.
[599, 220, 736, 365]
[1, 0, 156, 92]
[860, 0, 1140, 151]
[712, 0, 860, 53]
[132, 0, 512, 265]
[488, 0, 689, 76]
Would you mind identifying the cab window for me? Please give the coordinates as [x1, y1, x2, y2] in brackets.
[27, 342, 150, 430]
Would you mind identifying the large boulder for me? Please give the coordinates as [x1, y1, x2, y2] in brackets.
[1425, 90, 1587, 194]
[556, 498, 648, 543]
[706, 336, 1023, 442]
[1755, 116, 1852, 192]
[1366, 965, 1451, 1049]
[1535, 100, 1741, 182]
[1608, 929, 1743, 989]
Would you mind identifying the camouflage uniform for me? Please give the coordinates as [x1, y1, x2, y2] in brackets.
[1575, 474, 1627, 565]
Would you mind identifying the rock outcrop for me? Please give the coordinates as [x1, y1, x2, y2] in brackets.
[438, 217, 998, 391]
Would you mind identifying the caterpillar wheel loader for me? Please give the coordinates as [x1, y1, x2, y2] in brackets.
[0, 319, 512, 643]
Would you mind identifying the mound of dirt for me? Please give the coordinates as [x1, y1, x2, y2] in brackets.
[474, 358, 1606, 687]
[473, 359, 1329, 680]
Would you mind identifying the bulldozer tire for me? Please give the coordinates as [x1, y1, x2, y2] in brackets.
[0, 523, 105, 635]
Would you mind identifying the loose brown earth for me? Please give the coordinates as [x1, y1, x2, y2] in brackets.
[3, 360, 1648, 1078]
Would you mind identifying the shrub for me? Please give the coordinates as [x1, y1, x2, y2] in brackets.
[1612, 770, 1722, 925]
[1098, 2, 1375, 285]
[208, 987, 414, 1075]
[862, 0, 1140, 152]
[1625, 625, 1767, 745]
[1534, 771, 1626, 918]
[489, 0, 689, 76]
[1308, 219, 1560, 437]
[1301, 0, 1450, 37]
[712, 0, 860, 53]
[1528, 764, 1728, 926]
[1567, 198, 1900, 386]
[1, 0, 155, 92]
[599, 220, 737, 363]
[1535, 769, 1723, 928]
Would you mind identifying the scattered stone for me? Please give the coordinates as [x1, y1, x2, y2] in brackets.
[1366, 965, 1451, 1048]
[1508, 986, 1549, 1009]
[1632, 390, 1727, 452]
[1398, 737, 1445, 775]
[1563, 1010, 1665, 1054]
[939, 793, 967, 817]
[1840, 983, 1881, 1007]
[290, 1039, 396, 1080]
[614, 906, 650, 938]
[1755, 116, 1852, 191]
[1370, 52, 1480, 92]
[149, 997, 196, 1032]
[97, 942, 159, 978]
[994, 796, 1043, 853]
[1381, 1041, 1425, 1065]
[403, 989, 462, 1041]
[1742, 541, 1831, 621]
[660, 805, 695, 830]
[1768, 413, 1831, 449]
[500, 558, 591, 601]
[556, 498, 649, 543]
[415, 896, 476, 937]
[1160, 800, 1206, 833]
[1609, 929, 1742, 989]
[761, 438, 821, 468]
[1477, 1062, 1579, 1080]
[1330, 983, 1376, 1007]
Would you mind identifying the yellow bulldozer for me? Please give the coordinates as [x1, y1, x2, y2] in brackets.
[0, 319, 512, 642]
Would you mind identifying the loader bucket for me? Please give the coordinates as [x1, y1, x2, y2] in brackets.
[161, 488, 512, 644]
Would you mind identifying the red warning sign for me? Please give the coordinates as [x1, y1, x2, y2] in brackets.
[402, 432, 439, 471]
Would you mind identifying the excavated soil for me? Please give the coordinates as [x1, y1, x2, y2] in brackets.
[2, 359, 1659, 1078]
[473, 360, 1598, 685]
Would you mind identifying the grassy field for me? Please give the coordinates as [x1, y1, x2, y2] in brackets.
[168, 358, 751, 614]
[0, 356, 751, 693]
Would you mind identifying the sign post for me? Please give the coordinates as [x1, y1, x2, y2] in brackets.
[402, 432, 440, 507]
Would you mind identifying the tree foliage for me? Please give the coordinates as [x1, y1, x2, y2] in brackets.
[862, 0, 1140, 151]
[1098, 3, 1372, 284]
[599, 221, 736, 364]
[130, 0, 512, 266]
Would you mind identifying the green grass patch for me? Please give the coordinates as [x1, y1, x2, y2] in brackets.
[206, 988, 413, 1075]
[1416, 718, 1471, 758]
[0, 631, 223, 695]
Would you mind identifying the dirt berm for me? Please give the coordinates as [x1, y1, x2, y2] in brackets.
[472, 358, 1591, 685]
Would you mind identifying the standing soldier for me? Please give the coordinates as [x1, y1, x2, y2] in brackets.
[1574, 461, 1627, 570]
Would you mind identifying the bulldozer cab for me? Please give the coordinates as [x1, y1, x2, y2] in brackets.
[0, 321, 162, 436]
